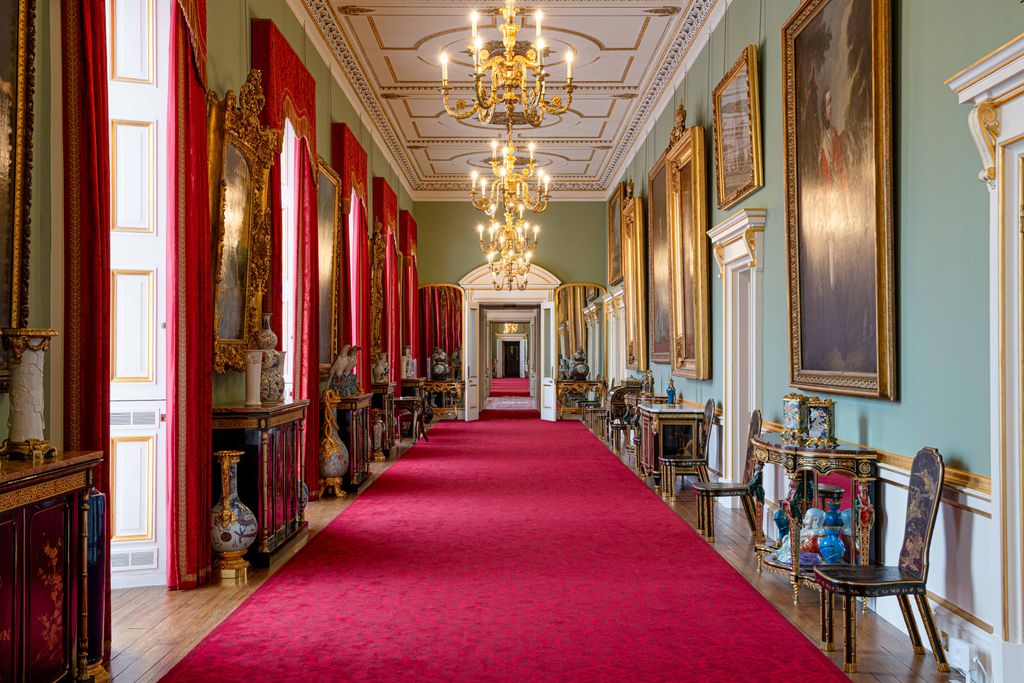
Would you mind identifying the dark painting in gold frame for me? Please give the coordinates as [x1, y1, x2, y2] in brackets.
[607, 182, 624, 285]
[316, 158, 343, 373]
[666, 109, 709, 380]
[713, 44, 762, 210]
[783, 0, 895, 400]
[647, 151, 672, 366]
[0, 0, 35, 391]
[622, 181, 647, 372]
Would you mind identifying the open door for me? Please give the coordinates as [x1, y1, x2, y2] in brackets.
[464, 301, 480, 420]
[540, 301, 557, 421]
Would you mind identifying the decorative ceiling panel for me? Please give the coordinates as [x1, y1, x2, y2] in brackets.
[302, 0, 718, 198]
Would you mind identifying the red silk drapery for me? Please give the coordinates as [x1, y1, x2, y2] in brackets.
[373, 178, 400, 383]
[167, 0, 212, 590]
[331, 124, 370, 389]
[400, 211, 420, 375]
[61, 0, 112, 662]
[419, 286, 463, 376]
[251, 19, 320, 497]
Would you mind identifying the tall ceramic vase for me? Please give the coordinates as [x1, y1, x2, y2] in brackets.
[1, 328, 57, 459]
[211, 450, 258, 583]
[244, 350, 263, 406]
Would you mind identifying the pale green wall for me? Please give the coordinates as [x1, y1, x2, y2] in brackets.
[414, 201, 607, 285]
[206, 0, 414, 404]
[617, 0, 1021, 476]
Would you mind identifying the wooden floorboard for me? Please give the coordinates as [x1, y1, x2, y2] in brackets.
[107, 421, 955, 682]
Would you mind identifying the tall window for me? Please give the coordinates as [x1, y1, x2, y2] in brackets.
[280, 121, 300, 401]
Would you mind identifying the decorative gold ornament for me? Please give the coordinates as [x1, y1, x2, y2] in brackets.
[478, 212, 539, 291]
[440, 0, 575, 128]
[470, 129, 550, 216]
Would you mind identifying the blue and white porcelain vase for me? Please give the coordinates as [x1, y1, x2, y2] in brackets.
[818, 502, 846, 565]
[211, 450, 258, 579]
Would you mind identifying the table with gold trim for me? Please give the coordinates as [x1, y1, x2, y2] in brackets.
[424, 380, 464, 417]
[555, 380, 606, 420]
[750, 432, 878, 604]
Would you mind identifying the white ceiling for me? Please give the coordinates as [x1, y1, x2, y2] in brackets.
[300, 0, 721, 199]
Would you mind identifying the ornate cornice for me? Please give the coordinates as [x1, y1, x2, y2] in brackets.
[302, 0, 718, 195]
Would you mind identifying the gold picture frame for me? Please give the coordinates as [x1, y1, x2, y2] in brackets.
[665, 107, 710, 380]
[712, 44, 763, 210]
[208, 70, 280, 373]
[622, 180, 647, 372]
[783, 0, 895, 400]
[606, 182, 625, 285]
[316, 157, 343, 374]
[0, 0, 36, 391]
[647, 149, 672, 366]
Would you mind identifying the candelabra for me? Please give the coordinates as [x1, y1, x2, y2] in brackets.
[440, 0, 575, 128]
[478, 214, 539, 291]
[470, 131, 550, 219]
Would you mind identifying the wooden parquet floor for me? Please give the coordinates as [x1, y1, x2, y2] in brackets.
[108, 422, 956, 683]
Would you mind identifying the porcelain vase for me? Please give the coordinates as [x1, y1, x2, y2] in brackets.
[211, 450, 258, 581]
[244, 350, 263, 406]
[818, 502, 846, 564]
[1, 328, 57, 459]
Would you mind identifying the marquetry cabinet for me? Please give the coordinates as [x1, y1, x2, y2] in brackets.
[335, 393, 372, 493]
[637, 403, 705, 479]
[212, 402, 308, 567]
[370, 382, 396, 460]
[0, 451, 102, 682]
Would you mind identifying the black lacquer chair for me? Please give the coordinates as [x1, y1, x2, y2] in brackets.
[813, 447, 949, 675]
[659, 399, 715, 500]
[691, 410, 763, 544]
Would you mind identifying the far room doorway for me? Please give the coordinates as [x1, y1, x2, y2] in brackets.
[502, 340, 521, 377]
[485, 315, 534, 411]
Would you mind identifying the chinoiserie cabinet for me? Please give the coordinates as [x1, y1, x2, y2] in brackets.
[212, 402, 308, 568]
[370, 382, 396, 460]
[0, 451, 102, 682]
[637, 403, 706, 479]
[335, 393, 372, 492]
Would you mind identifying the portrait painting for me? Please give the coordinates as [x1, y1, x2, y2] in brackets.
[783, 0, 895, 400]
[215, 143, 251, 342]
[317, 160, 342, 371]
[621, 182, 647, 371]
[712, 44, 762, 210]
[647, 152, 672, 365]
[607, 182, 624, 285]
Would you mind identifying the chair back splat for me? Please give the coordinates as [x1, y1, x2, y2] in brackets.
[898, 448, 946, 581]
[701, 399, 716, 461]
[741, 410, 763, 483]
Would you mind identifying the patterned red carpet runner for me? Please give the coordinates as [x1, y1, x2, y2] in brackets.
[489, 377, 530, 396]
[165, 413, 846, 682]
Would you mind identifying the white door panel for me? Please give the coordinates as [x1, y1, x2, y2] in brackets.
[540, 301, 556, 421]
[464, 302, 480, 420]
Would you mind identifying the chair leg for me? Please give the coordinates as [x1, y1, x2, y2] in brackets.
[740, 495, 757, 536]
[705, 496, 715, 543]
[843, 593, 857, 673]
[696, 492, 705, 535]
[897, 594, 925, 655]
[914, 594, 952, 673]
[699, 464, 710, 483]
[822, 590, 834, 652]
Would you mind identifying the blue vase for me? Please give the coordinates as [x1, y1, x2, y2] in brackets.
[773, 506, 790, 541]
[819, 503, 845, 564]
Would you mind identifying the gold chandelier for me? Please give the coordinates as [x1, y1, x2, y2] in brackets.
[478, 214, 539, 291]
[439, 0, 575, 127]
[470, 130, 550, 218]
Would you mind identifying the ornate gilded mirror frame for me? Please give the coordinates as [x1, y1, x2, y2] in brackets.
[208, 70, 280, 373]
[316, 157, 344, 374]
[554, 283, 608, 381]
[622, 181, 647, 371]
[370, 221, 386, 358]
[666, 111, 710, 380]
[0, 0, 36, 391]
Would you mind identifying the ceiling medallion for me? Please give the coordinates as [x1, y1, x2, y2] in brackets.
[439, 0, 575, 129]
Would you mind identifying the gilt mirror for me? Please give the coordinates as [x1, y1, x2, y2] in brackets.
[555, 283, 607, 381]
[208, 69, 279, 373]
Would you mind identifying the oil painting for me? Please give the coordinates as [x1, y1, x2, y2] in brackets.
[647, 152, 672, 365]
[713, 44, 762, 210]
[317, 160, 342, 371]
[607, 182, 624, 285]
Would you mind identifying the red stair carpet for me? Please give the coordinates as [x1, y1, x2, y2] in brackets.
[490, 376, 530, 396]
[165, 412, 847, 682]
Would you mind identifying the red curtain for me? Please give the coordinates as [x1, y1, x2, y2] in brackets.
[166, 0, 212, 590]
[419, 286, 463, 376]
[251, 19, 320, 497]
[61, 0, 112, 662]
[296, 146, 320, 496]
[384, 232, 401, 383]
[348, 197, 372, 390]
[400, 211, 420, 376]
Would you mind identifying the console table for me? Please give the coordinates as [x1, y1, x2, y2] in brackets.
[370, 382, 396, 460]
[212, 402, 308, 567]
[424, 380, 463, 417]
[400, 377, 425, 399]
[335, 393, 372, 492]
[750, 432, 878, 604]
[637, 403, 706, 482]
[555, 380, 606, 420]
[0, 450, 102, 682]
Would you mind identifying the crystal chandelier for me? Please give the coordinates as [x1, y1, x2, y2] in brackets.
[439, 0, 575, 127]
[478, 213, 539, 291]
[470, 130, 551, 218]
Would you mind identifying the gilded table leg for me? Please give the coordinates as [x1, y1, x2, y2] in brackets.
[843, 593, 857, 673]
[706, 496, 715, 543]
[915, 594, 952, 673]
[822, 590, 835, 652]
[897, 594, 925, 655]
[696, 492, 705, 535]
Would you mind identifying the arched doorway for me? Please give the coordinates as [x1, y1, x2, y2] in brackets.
[459, 264, 561, 420]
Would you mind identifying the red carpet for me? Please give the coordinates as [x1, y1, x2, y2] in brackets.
[165, 413, 846, 682]
[490, 377, 530, 396]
